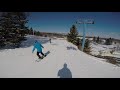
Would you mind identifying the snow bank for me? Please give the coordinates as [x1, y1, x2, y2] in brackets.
[90, 42, 120, 58]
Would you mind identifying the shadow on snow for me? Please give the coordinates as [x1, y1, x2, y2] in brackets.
[57, 63, 72, 78]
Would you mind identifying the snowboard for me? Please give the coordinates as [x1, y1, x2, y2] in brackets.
[35, 56, 44, 62]
[35, 51, 50, 62]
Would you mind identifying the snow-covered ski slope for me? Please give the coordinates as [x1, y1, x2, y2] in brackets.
[0, 35, 120, 78]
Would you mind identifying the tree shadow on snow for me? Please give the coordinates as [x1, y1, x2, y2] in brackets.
[57, 63, 72, 78]
[51, 43, 58, 45]
[67, 46, 77, 50]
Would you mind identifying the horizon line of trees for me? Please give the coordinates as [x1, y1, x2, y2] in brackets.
[28, 27, 66, 38]
[93, 36, 113, 45]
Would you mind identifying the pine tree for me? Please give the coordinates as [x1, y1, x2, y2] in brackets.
[24, 28, 30, 35]
[84, 39, 91, 53]
[30, 27, 33, 35]
[0, 12, 13, 39]
[67, 25, 78, 45]
[0, 12, 29, 48]
[36, 31, 40, 36]
[76, 38, 81, 49]
[93, 36, 96, 42]
[96, 36, 100, 43]
[105, 38, 113, 45]
[109, 37, 113, 45]
[0, 21, 5, 47]
[12, 12, 28, 38]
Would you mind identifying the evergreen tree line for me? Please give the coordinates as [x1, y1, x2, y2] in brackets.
[0, 12, 43, 48]
[67, 25, 91, 53]
[26, 27, 43, 36]
[0, 12, 29, 48]
[93, 36, 113, 45]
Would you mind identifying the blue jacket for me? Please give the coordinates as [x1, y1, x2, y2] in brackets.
[32, 41, 44, 53]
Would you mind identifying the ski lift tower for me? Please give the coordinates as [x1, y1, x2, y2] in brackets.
[76, 19, 94, 51]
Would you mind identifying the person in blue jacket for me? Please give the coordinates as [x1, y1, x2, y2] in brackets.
[32, 40, 46, 59]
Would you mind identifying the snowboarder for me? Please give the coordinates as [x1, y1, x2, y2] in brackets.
[32, 40, 46, 59]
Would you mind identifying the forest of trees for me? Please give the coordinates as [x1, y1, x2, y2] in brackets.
[0, 12, 45, 49]
[67, 24, 91, 53]
[0, 12, 29, 48]
[93, 36, 113, 45]
[105, 38, 113, 45]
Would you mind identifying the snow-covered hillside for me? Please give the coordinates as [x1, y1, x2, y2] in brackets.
[90, 42, 120, 58]
[0, 35, 120, 78]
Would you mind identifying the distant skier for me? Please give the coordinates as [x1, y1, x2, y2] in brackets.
[32, 40, 46, 59]
[49, 38, 51, 43]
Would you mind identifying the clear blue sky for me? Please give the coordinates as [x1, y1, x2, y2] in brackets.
[28, 12, 120, 39]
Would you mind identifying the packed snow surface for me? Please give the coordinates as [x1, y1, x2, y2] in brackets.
[0, 35, 120, 78]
